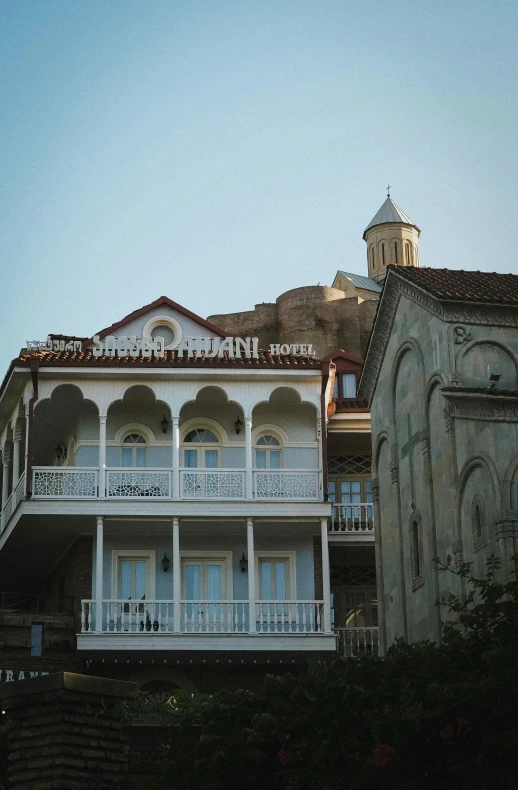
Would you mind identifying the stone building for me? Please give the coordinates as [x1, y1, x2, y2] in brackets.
[359, 265, 518, 651]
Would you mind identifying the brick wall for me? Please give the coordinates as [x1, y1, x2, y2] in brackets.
[46, 536, 93, 633]
[313, 536, 323, 600]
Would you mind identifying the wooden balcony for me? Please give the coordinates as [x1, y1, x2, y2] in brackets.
[329, 503, 374, 542]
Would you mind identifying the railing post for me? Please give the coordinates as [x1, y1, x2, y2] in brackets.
[95, 516, 104, 632]
[12, 428, 21, 489]
[320, 517, 332, 633]
[98, 415, 107, 498]
[172, 417, 180, 499]
[245, 417, 253, 499]
[1, 451, 11, 531]
[246, 518, 256, 633]
[173, 517, 181, 632]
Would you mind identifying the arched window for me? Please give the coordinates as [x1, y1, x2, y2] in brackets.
[183, 429, 220, 468]
[122, 433, 147, 467]
[371, 246, 375, 268]
[394, 241, 398, 264]
[381, 242, 386, 266]
[471, 495, 487, 550]
[405, 243, 412, 266]
[255, 434, 282, 469]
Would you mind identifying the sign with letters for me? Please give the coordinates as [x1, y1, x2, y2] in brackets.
[0, 669, 49, 682]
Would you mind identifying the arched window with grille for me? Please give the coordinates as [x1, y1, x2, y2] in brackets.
[255, 434, 282, 469]
[471, 495, 487, 550]
[410, 512, 424, 589]
[183, 428, 220, 468]
[121, 433, 147, 467]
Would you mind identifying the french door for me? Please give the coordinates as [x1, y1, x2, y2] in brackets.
[182, 559, 226, 631]
[116, 555, 152, 631]
[328, 477, 373, 524]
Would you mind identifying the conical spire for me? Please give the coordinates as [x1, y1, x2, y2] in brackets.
[363, 197, 420, 240]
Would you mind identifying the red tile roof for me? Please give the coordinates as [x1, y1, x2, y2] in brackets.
[390, 265, 518, 304]
[12, 348, 322, 370]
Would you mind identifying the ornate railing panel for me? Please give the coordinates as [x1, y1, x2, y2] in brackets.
[335, 626, 379, 657]
[14, 473, 26, 509]
[330, 503, 374, 534]
[254, 471, 319, 500]
[2, 492, 13, 526]
[180, 469, 245, 499]
[107, 469, 171, 498]
[32, 468, 98, 498]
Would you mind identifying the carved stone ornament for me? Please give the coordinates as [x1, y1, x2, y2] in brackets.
[420, 431, 430, 455]
[443, 405, 454, 432]
[453, 325, 473, 345]
[495, 511, 518, 540]
[442, 391, 518, 423]
[371, 478, 380, 503]
[390, 465, 399, 484]
[358, 272, 518, 404]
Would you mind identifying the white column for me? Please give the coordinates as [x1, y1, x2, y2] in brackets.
[320, 518, 332, 633]
[95, 516, 104, 632]
[173, 517, 181, 632]
[172, 417, 180, 499]
[1, 454, 10, 530]
[24, 406, 30, 482]
[245, 417, 253, 500]
[98, 415, 107, 498]
[12, 433, 21, 489]
[246, 518, 256, 633]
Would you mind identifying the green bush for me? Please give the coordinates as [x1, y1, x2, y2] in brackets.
[135, 557, 518, 789]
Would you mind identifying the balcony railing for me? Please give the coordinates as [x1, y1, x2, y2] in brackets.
[0, 473, 26, 532]
[330, 503, 374, 535]
[253, 470, 319, 500]
[28, 467, 322, 501]
[107, 469, 171, 498]
[180, 469, 245, 499]
[80, 599, 325, 634]
[335, 626, 379, 657]
[32, 467, 97, 498]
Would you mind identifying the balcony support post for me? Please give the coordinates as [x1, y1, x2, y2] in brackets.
[98, 415, 107, 498]
[24, 404, 30, 484]
[245, 417, 253, 499]
[1, 453, 10, 530]
[246, 518, 256, 633]
[95, 516, 104, 632]
[172, 417, 180, 499]
[320, 517, 332, 633]
[12, 428, 21, 488]
[173, 517, 181, 632]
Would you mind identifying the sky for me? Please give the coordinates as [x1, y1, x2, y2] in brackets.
[1, 0, 517, 374]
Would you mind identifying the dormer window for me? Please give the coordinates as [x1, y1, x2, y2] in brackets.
[333, 373, 357, 399]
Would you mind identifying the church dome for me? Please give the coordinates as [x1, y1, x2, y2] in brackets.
[363, 196, 420, 240]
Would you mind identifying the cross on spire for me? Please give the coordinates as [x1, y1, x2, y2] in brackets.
[401, 414, 420, 509]
[386, 184, 391, 197]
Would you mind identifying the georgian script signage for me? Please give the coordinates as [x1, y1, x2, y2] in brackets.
[27, 335, 316, 358]
[92, 335, 316, 358]
[27, 338, 82, 352]
[0, 669, 49, 682]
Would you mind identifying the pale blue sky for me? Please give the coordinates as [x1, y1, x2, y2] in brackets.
[1, 0, 517, 374]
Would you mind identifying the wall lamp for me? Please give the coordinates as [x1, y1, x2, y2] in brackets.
[234, 415, 243, 435]
[160, 415, 169, 434]
[239, 552, 248, 573]
[54, 441, 67, 461]
[161, 553, 170, 572]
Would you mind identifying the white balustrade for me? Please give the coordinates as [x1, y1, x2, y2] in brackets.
[255, 600, 324, 632]
[180, 469, 245, 499]
[80, 599, 326, 634]
[330, 503, 374, 534]
[106, 469, 171, 498]
[253, 470, 319, 500]
[32, 468, 98, 498]
[180, 601, 248, 632]
[335, 626, 379, 657]
[14, 472, 25, 509]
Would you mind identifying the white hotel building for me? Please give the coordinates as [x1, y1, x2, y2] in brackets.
[0, 294, 377, 691]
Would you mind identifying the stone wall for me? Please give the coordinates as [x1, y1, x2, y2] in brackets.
[208, 285, 378, 359]
[46, 536, 93, 633]
[0, 672, 136, 789]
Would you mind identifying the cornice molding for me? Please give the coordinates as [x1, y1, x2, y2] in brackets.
[441, 389, 518, 422]
[359, 272, 518, 404]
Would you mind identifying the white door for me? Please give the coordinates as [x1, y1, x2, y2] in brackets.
[182, 560, 226, 631]
[117, 557, 149, 631]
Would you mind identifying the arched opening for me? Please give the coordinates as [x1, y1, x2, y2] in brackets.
[411, 520, 421, 579]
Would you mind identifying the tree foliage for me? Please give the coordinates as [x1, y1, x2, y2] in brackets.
[131, 557, 518, 789]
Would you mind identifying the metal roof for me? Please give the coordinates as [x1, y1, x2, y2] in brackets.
[336, 270, 382, 293]
[363, 197, 420, 239]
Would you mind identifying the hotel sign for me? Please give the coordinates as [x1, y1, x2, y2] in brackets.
[27, 335, 316, 358]
[92, 335, 316, 358]
[0, 669, 49, 682]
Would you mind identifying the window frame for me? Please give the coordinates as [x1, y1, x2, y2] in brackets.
[111, 550, 156, 601]
[332, 372, 358, 400]
[471, 494, 487, 551]
[181, 426, 222, 469]
[255, 551, 296, 601]
[254, 433, 283, 470]
[409, 513, 424, 590]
